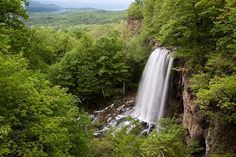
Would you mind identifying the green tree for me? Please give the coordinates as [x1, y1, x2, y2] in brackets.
[50, 35, 100, 103]
[211, 0, 236, 55]
[142, 0, 225, 66]
[196, 75, 236, 122]
[0, 54, 92, 156]
[8, 27, 78, 71]
[94, 33, 129, 98]
[127, 1, 143, 20]
[0, 0, 28, 28]
[0, 0, 28, 53]
[51, 34, 128, 104]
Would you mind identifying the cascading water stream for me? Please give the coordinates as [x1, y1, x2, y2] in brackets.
[132, 48, 173, 124]
[92, 48, 173, 136]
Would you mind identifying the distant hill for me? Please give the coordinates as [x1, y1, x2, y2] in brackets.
[26, 1, 64, 13]
[27, 10, 126, 27]
[64, 8, 103, 12]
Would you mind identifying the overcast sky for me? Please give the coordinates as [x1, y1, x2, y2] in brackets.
[34, 0, 135, 10]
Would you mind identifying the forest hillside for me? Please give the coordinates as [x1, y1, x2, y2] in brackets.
[0, 0, 235, 157]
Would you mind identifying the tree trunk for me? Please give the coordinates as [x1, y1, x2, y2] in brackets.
[123, 81, 126, 96]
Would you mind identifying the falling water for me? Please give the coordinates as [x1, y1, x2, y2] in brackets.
[132, 48, 173, 124]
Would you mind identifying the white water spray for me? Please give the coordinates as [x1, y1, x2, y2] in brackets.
[132, 48, 173, 124]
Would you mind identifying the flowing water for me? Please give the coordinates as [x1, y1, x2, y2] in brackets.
[132, 48, 173, 124]
[92, 48, 173, 136]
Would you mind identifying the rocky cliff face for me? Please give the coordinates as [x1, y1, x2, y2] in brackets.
[124, 19, 142, 36]
[181, 70, 236, 156]
[181, 71, 207, 156]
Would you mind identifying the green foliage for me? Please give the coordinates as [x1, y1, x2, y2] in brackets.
[0, 54, 92, 156]
[127, 1, 143, 20]
[206, 53, 236, 75]
[90, 133, 142, 157]
[190, 73, 211, 92]
[72, 24, 117, 38]
[1, 19, 79, 71]
[0, 0, 28, 28]
[8, 27, 78, 71]
[89, 138, 114, 157]
[0, 0, 28, 53]
[89, 119, 143, 157]
[89, 118, 186, 157]
[211, 153, 236, 157]
[1, 0, 235, 156]
[140, 0, 236, 72]
[141, 118, 187, 157]
[51, 35, 100, 102]
[196, 75, 236, 122]
[211, 0, 236, 55]
[51, 34, 129, 104]
[27, 11, 126, 27]
[188, 140, 205, 156]
[122, 30, 150, 62]
[95, 34, 129, 94]
[142, 0, 229, 66]
[120, 24, 151, 87]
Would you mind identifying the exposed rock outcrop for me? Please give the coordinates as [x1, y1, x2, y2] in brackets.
[182, 71, 203, 139]
[92, 93, 136, 136]
[181, 71, 207, 156]
[124, 19, 142, 36]
[181, 70, 236, 156]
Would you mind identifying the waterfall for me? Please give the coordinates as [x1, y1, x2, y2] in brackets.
[132, 48, 173, 124]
